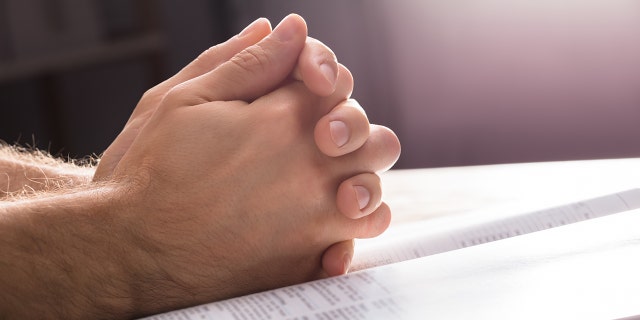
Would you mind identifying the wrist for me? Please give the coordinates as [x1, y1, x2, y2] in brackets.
[0, 184, 137, 318]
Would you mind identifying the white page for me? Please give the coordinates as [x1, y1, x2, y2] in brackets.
[145, 273, 406, 320]
[351, 188, 640, 271]
[145, 208, 640, 319]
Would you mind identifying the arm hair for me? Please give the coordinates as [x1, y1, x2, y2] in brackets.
[0, 142, 95, 200]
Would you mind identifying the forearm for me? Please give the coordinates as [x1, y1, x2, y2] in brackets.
[0, 186, 136, 319]
[0, 144, 94, 199]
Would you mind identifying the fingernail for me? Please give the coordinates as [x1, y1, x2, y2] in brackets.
[319, 62, 337, 88]
[329, 120, 349, 147]
[354, 186, 370, 210]
[342, 253, 352, 274]
[239, 18, 267, 37]
[272, 14, 298, 41]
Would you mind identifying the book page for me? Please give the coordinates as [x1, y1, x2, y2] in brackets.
[145, 272, 405, 320]
[350, 188, 640, 271]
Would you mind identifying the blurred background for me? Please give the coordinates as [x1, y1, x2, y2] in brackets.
[1, 0, 639, 168]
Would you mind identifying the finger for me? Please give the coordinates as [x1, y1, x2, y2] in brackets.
[334, 124, 401, 174]
[330, 64, 355, 108]
[320, 239, 355, 277]
[349, 202, 392, 239]
[314, 99, 369, 157]
[336, 173, 382, 220]
[167, 18, 273, 89]
[292, 37, 339, 97]
[164, 14, 308, 106]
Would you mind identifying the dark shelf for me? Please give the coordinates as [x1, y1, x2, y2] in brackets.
[0, 33, 166, 83]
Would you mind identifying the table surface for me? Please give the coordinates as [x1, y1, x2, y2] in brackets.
[381, 157, 640, 225]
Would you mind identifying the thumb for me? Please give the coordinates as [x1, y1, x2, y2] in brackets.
[173, 14, 308, 105]
[321, 239, 355, 277]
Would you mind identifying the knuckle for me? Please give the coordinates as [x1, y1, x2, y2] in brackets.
[230, 45, 272, 74]
[307, 36, 337, 63]
[336, 64, 354, 98]
[361, 203, 392, 238]
[162, 82, 206, 107]
[194, 45, 218, 64]
[346, 99, 367, 117]
[377, 126, 401, 171]
[163, 83, 188, 105]
[140, 87, 156, 102]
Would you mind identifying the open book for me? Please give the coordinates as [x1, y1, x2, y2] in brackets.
[144, 189, 640, 319]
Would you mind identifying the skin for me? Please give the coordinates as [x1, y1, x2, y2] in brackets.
[0, 14, 400, 319]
